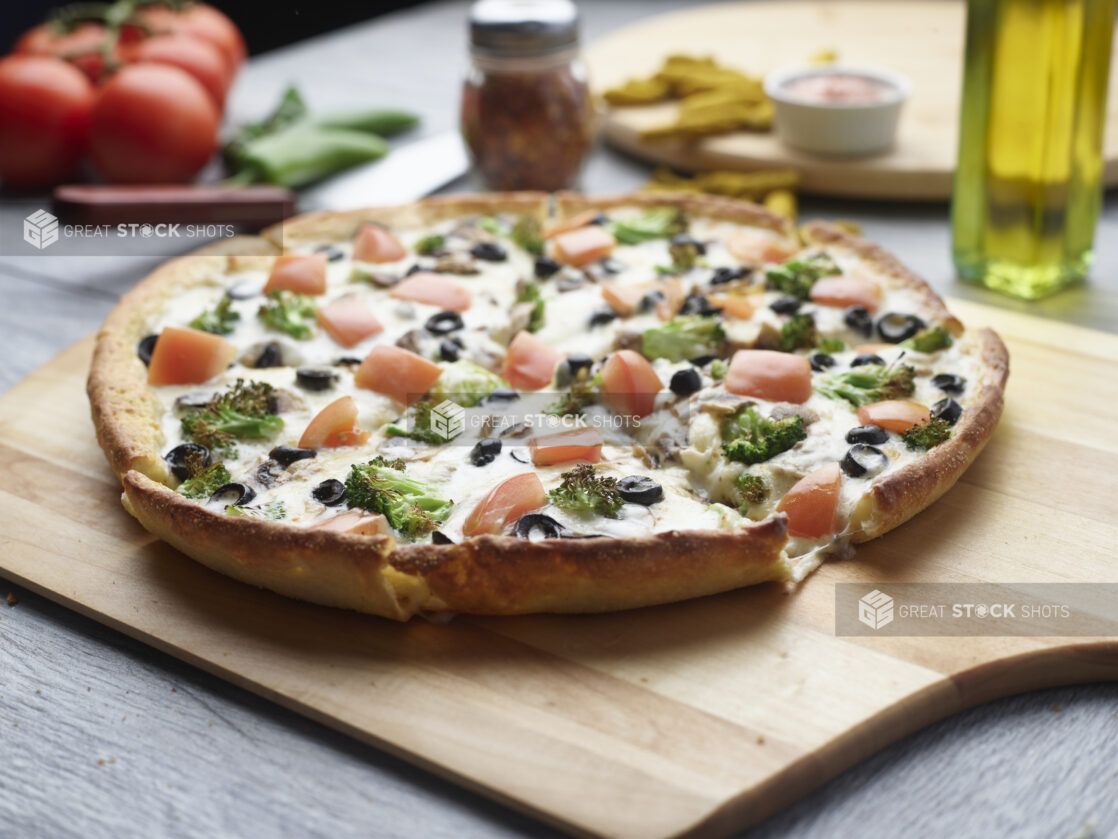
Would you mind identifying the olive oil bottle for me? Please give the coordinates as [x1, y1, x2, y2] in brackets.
[952, 0, 1116, 299]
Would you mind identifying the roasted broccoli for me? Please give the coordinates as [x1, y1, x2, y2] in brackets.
[658, 239, 701, 274]
[257, 290, 316, 339]
[902, 417, 952, 450]
[611, 208, 687, 245]
[817, 337, 846, 354]
[547, 464, 624, 517]
[414, 234, 446, 255]
[385, 399, 458, 444]
[642, 315, 726, 362]
[814, 362, 916, 408]
[180, 379, 284, 455]
[516, 282, 546, 333]
[735, 472, 768, 512]
[900, 326, 954, 353]
[779, 312, 819, 352]
[511, 215, 544, 256]
[344, 458, 452, 539]
[709, 358, 728, 380]
[722, 405, 807, 465]
[478, 216, 503, 236]
[190, 297, 240, 335]
[764, 253, 840, 300]
[178, 463, 231, 499]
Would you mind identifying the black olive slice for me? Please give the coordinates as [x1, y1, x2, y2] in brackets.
[471, 242, 507, 262]
[689, 354, 717, 367]
[680, 294, 721, 317]
[770, 295, 802, 315]
[597, 257, 626, 275]
[931, 373, 966, 395]
[431, 531, 454, 545]
[165, 443, 210, 481]
[296, 368, 336, 391]
[255, 461, 281, 487]
[636, 289, 665, 313]
[314, 244, 345, 262]
[312, 479, 346, 506]
[845, 425, 889, 445]
[226, 280, 262, 300]
[534, 256, 561, 279]
[210, 483, 256, 507]
[710, 266, 746, 285]
[670, 368, 702, 396]
[269, 445, 316, 468]
[876, 312, 926, 343]
[851, 353, 885, 367]
[670, 233, 707, 255]
[587, 213, 609, 226]
[137, 334, 158, 366]
[439, 339, 461, 362]
[810, 352, 836, 372]
[509, 449, 530, 464]
[515, 513, 566, 539]
[588, 308, 617, 327]
[617, 475, 663, 505]
[484, 387, 521, 404]
[334, 356, 363, 366]
[557, 353, 593, 386]
[253, 341, 284, 369]
[843, 306, 874, 338]
[425, 310, 464, 334]
[931, 397, 962, 426]
[404, 264, 424, 276]
[841, 444, 889, 478]
[470, 438, 502, 466]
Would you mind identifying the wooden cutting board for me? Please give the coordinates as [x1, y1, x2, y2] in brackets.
[1, 299, 1117, 839]
[585, 0, 1118, 200]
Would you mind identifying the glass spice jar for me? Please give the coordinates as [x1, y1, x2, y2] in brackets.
[461, 0, 594, 191]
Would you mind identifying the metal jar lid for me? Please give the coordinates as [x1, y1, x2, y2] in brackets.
[469, 0, 580, 57]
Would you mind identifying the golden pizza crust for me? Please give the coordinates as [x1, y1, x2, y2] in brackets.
[89, 196, 1007, 621]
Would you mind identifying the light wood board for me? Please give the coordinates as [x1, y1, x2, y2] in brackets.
[585, 0, 1118, 200]
[1, 301, 1117, 839]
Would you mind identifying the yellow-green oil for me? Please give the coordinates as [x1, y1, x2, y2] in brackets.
[952, 0, 1116, 299]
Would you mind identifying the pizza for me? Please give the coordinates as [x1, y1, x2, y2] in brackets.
[88, 193, 1008, 620]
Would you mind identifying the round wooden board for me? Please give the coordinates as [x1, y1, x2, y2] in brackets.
[585, 0, 1118, 201]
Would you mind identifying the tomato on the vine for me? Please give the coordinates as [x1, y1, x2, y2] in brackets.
[134, 4, 246, 73]
[13, 22, 124, 82]
[125, 34, 231, 107]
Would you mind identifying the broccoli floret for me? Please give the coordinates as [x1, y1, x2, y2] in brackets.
[817, 337, 846, 354]
[180, 379, 284, 455]
[344, 459, 452, 540]
[477, 216, 503, 235]
[900, 326, 954, 353]
[510, 215, 544, 255]
[722, 405, 807, 465]
[902, 417, 953, 450]
[515, 283, 546, 333]
[656, 239, 701, 275]
[190, 297, 240, 335]
[178, 463, 231, 499]
[385, 399, 460, 444]
[735, 472, 768, 512]
[415, 234, 445, 255]
[429, 360, 503, 407]
[709, 359, 728, 380]
[611, 208, 687, 245]
[779, 312, 818, 352]
[547, 464, 624, 518]
[764, 253, 840, 300]
[642, 315, 726, 362]
[814, 362, 916, 408]
[257, 290, 316, 339]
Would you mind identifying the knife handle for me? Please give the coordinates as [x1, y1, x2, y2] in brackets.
[52, 184, 297, 227]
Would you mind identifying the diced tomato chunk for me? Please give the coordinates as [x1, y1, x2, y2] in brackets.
[600, 349, 662, 418]
[263, 253, 328, 295]
[726, 230, 799, 264]
[709, 293, 755, 320]
[316, 297, 383, 348]
[529, 427, 603, 466]
[389, 271, 472, 312]
[543, 209, 600, 239]
[853, 342, 894, 355]
[776, 462, 842, 540]
[857, 400, 931, 433]
[298, 396, 371, 448]
[354, 345, 442, 405]
[146, 325, 235, 385]
[462, 473, 547, 537]
[353, 223, 406, 263]
[552, 225, 616, 267]
[502, 330, 561, 390]
[601, 282, 654, 317]
[810, 274, 882, 312]
[309, 510, 390, 536]
[654, 278, 685, 321]
[725, 350, 812, 404]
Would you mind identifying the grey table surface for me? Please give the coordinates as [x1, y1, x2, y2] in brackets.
[1, 2, 1117, 837]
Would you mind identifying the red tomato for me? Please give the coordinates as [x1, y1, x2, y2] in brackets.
[810, 275, 882, 312]
[726, 230, 799, 264]
[298, 396, 371, 449]
[600, 282, 654, 317]
[857, 400, 931, 433]
[308, 511, 390, 536]
[600, 350, 663, 418]
[501, 331, 561, 391]
[89, 63, 218, 184]
[462, 473, 547, 537]
[146, 326, 235, 386]
[354, 345, 442, 405]
[128, 35, 231, 109]
[135, 3, 246, 73]
[709, 293, 755, 320]
[552, 225, 616, 267]
[316, 297, 383, 347]
[389, 272, 471, 312]
[543, 209, 599, 238]
[776, 463, 842, 540]
[353, 224, 406, 263]
[529, 427, 603, 466]
[14, 22, 120, 82]
[0, 56, 93, 187]
[725, 350, 813, 404]
[264, 253, 328, 295]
